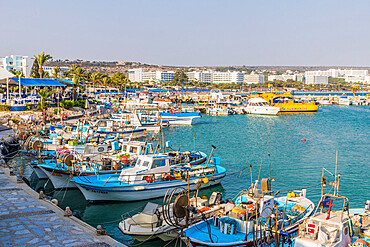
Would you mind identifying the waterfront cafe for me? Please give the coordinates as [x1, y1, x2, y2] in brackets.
[0, 70, 74, 110]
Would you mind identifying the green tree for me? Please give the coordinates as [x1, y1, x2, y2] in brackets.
[52, 67, 61, 78]
[173, 71, 188, 85]
[30, 59, 40, 78]
[90, 72, 104, 92]
[37, 88, 54, 110]
[352, 86, 359, 96]
[34, 52, 52, 78]
[112, 72, 126, 92]
[9, 68, 25, 78]
[101, 77, 111, 93]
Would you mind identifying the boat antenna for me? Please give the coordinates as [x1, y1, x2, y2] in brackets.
[249, 164, 253, 187]
[257, 158, 263, 182]
[335, 150, 338, 193]
[268, 153, 271, 181]
[178, 136, 185, 152]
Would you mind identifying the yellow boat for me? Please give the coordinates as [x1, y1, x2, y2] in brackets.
[260, 92, 319, 112]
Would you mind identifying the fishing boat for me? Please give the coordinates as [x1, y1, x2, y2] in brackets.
[71, 152, 225, 202]
[294, 170, 368, 247]
[206, 105, 229, 116]
[182, 179, 314, 247]
[118, 191, 226, 241]
[242, 97, 280, 115]
[338, 94, 352, 106]
[294, 193, 352, 247]
[37, 146, 126, 189]
[159, 108, 200, 125]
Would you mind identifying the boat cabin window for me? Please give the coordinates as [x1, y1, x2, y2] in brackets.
[152, 159, 166, 168]
[98, 121, 107, 127]
[142, 161, 150, 168]
[121, 145, 127, 152]
[129, 146, 138, 154]
[84, 145, 95, 154]
[136, 159, 142, 166]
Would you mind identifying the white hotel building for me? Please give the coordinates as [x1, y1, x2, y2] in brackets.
[128, 69, 175, 83]
[243, 74, 265, 84]
[0, 55, 33, 77]
[268, 74, 304, 82]
[305, 69, 369, 84]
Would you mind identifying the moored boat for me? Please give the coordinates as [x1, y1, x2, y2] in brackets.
[71, 152, 226, 202]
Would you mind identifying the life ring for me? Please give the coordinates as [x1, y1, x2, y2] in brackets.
[146, 176, 153, 183]
[169, 108, 175, 114]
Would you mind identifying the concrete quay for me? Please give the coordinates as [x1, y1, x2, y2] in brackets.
[0, 166, 125, 247]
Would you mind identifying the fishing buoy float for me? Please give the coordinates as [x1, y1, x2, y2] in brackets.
[301, 139, 307, 142]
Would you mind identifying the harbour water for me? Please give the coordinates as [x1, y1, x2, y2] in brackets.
[9, 105, 370, 246]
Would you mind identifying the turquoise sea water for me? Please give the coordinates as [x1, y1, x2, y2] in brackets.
[14, 105, 369, 246]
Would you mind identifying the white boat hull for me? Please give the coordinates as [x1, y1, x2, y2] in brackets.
[74, 174, 225, 202]
[40, 167, 77, 189]
[243, 106, 280, 115]
[161, 116, 199, 125]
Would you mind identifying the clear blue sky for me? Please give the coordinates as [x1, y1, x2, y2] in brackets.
[1, 0, 370, 66]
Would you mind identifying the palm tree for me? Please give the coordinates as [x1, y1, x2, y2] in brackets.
[112, 72, 126, 92]
[90, 72, 104, 93]
[38, 88, 54, 110]
[34, 52, 52, 78]
[352, 86, 359, 97]
[73, 76, 80, 100]
[52, 67, 61, 79]
[74, 67, 85, 81]
[101, 77, 111, 94]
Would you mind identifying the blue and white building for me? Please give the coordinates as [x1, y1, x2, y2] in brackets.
[0, 55, 33, 77]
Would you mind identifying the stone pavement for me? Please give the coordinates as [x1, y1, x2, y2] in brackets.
[0, 167, 125, 247]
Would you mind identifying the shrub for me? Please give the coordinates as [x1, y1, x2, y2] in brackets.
[54, 108, 61, 114]
[0, 104, 10, 111]
[10, 118, 20, 124]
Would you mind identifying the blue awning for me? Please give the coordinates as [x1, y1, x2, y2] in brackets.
[10, 78, 67, 87]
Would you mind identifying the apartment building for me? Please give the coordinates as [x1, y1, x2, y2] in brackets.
[244, 74, 265, 84]
[0, 55, 33, 77]
[305, 75, 328, 85]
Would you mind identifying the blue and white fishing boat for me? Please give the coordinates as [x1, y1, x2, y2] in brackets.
[71, 152, 225, 202]
[182, 181, 314, 247]
[159, 108, 200, 125]
[35, 138, 152, 188]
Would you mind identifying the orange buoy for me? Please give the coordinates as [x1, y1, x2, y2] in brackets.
[301, 139, 306, 142]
